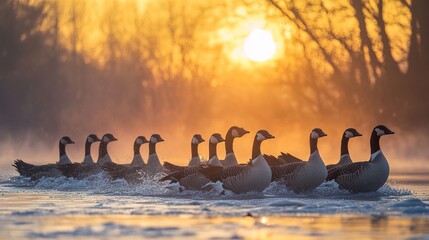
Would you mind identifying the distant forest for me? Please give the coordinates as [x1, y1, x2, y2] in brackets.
[0, 0, 428, 149]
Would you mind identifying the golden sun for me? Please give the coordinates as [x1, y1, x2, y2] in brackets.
[244, 29, 277, 62]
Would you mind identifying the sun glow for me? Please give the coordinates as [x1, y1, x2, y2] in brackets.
[244, 29, 276, 62]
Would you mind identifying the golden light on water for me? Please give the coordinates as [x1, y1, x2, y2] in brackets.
[244, 29, 277, 62]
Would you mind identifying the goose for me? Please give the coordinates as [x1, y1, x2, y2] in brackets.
[270, 128, 328, 193]
[188, 134, 206, 166]
[198, 130, 274, 194]
[101, 136, 151, 183]
[130, 136, 150, 167]
[326, 125, 394, 192]
[103, 134, 165, 182]
[160, 133, 225, 190]
[325, 128, 362, 171]
[206, 133, 226, 166]
[59, 133, 117, 179]
[145, 134, 165, 173]
[82, 134, 102, 164]
[59, 134, 119, 179]
[163, 134, 205, 173]
[220, 126, 250, 167]
[13, 136, 75, 180]
[97, 133, 118, 166]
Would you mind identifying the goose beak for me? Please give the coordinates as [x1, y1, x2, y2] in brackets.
[386, 130, 395, 135]
[112, 137, 118, 141]
[70, 141, 75, 144]
[159, 138, 165, 142]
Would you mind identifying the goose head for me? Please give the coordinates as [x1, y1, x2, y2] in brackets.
[310, 128, 327, 139]
[60, 136, 75, 145]
[191, 134, 205, 145]
[255, 130, 275, 142]
[230, 126, 250, 138]
[210, 133, 225, 145]
[373, 125, 395, 137]
[101, 133, 118, 144]
[251, 130, 275, 160]
[344, 128, 362, 138]
[87, 134, 101, 143]
[135, 136, 149, 145]
[150, 134, 164, 144]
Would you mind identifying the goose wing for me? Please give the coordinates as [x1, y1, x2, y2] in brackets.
[13, 160, 59, 177]
[163, 162, 187, 173]
[58, 163, 82, 178]
[221, 165, 248, 179]
[326, 163, 338, 171]
[326, 161, 368, 181]
[159, 166, 199, 182]
[103, 162, 140, 180]
[270, 162, 305, 181]
[59, 163, 102, 179]
[13, 159, 35, 176]
[278, 152, 304, 163]
[263, 154, 286, 166]
[198, 165, 247, 182]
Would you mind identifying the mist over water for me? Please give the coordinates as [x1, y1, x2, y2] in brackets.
[1, 123, 427, 175]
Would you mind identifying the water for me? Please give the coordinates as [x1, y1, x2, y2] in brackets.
[0, 170, 428, 239]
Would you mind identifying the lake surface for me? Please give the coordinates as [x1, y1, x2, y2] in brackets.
[0, 170, 428, 239]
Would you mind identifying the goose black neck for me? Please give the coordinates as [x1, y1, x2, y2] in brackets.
[310, 136, 318, 154]
[98, 142, 109, 160]
[252, 138, 262, 159]
[209, 142, 218, 159]
[340, 136, 349, 156]
[59, 142, 66, 158]
[149, 142, 157, 155]
[191, 143, 199, 158]
[134, 142, 141, 155]
[85, 140, 93, 157]
[225, 131, 235, 154]
[370, 131, 381, 154]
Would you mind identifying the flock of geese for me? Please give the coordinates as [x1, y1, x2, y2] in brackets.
[13, 125, 395, 194]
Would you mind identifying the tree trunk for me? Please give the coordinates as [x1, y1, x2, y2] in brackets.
[350, 0, 380, 83]
[376, 0, 401, 77]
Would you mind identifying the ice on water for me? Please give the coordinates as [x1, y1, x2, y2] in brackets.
[1, 173, 428, 239]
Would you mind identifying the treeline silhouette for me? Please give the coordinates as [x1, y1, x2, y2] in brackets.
[267, 0, 429, 130]
[0, 0, 428, 157]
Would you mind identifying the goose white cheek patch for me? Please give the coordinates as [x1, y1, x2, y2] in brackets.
[345, 131, 353, 138]
[375, 128, 385, 136]
[88, 137, 93, 143]
[210, 136, 218, 144]
[150, 137, 157, 143]
[103, 136, 109, 142]
[232, 129, 239, 137]
[311, 132, 319, 139]
[61, 139, 67, 145]
[256, 133, 265, 141]
[192, 137, 199, 144]
[136, 138, 143, 145]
